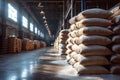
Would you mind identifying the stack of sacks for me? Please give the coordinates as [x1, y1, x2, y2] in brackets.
[66, 19, 79, 66]
[8, 37, 17, 53]
[58, 29, 69, 55]
[29, 40, 34, 50]
[40, 41, 47, 48]
[54, 37, 59, 51]
[68, 8, 113, 74]
[34, 40, 40, 49]
[111, 9, 120, 74]
[22, 38, 34, 51]
[2, 39, 8, 54]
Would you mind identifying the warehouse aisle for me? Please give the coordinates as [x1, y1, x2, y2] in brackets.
[0, 47, 120, 80]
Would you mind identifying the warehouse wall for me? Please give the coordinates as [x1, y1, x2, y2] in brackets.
[0, 0, 43, 40]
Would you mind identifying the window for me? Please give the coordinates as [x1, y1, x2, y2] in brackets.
[22, 16, 28, 28]
[41, 32, 44, 38]
[35, 27, 37, 34]
[38, 30, 41, 36]
[8, 3, 17, 22]
[30, 23, 33, 31]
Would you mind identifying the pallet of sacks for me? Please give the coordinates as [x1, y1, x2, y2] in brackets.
[16, 38, 22, 53]
[22, 38, 34, 51]
[22, 38, 29, 51]
[29, 40, 34, 50]
[58, 29, 69, 55]
[1, 37, 22, 54]
[40, 41, 47, 48]
[110, 8, 120, 74]
[1, 39, 8, 54]
[7, 37, 22, 53]
[34, 40, 40, 49]
[66, 8, 113, 75]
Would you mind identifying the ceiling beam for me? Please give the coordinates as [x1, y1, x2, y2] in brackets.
[24, 0, 64, 2]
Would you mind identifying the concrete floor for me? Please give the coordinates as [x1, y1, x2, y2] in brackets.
[0, 47, 120, 80]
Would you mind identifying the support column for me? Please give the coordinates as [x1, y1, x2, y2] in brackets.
[28, 14, 30, 39]
[81, 0, 86, 11]
[1, 0, 7, 39]
[71, 0, 73, 18]
[0, 0, 7, 53]
[62, 1, 65, 29]
[18, 3, 23, 39]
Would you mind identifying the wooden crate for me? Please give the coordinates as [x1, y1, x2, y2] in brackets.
[2, 39, 8, 54]
[8, 37, 17, 53]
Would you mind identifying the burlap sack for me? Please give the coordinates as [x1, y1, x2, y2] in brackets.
[73, 35, 111, 45]
[112, 15, 120, 24]
[59, 33, 68, 38]
[76, 26, 113, 36]
[76, 8, 112, 21]
[71, 44, 79, 52]
[72, 30, 80, 37]
[60, 29, 69, 34]
[68, 58, 77, 66]
[113, 25, 120, 34]
[68, 32, 76, 38]
[110, 9, 120, 20]
[59, 36, 68, 40]
[70, 24, 78, 31]
[76, 44, 112, 56]
[69, 52, 78, 57]
[73, 55, 110, 66]
[66, 54, 72, 62]
[66, 43, 73, 50]
[66, 38, 74, 44]
[65, 49, 72, 54]
[111, 66, 120, 74]
[62, 50, 67, 54]
[112, 44, 120, 53]
[58, 44, 66, 49]
[74, 63, 109, 74]
[69, 16, 77, 24]
[112, 35, 120, 44]
[76, 18, 112, 28]
[111, 54, 120, 64]
[59, 39, 66, 44]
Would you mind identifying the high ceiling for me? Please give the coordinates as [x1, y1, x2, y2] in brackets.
[18, 0, 120, 36]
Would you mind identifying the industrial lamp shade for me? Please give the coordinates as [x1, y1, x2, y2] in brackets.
[45, 23, 48, 26]
[43, 16, 46, 20]
[40, 11, 45, 15]
[44, 20, 47, 24]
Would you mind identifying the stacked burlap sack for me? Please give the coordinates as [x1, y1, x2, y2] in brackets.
[54, 37, 59, 51]
[66, 8, 113, 74]
[58, 29, 69, 55]
[66, 24, 78, 66]
[110, 8, 120, 74]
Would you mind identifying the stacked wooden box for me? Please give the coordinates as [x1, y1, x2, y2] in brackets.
[66, 8, 113, 74]
[22, 38, 29, 51]
[16, 39, 22, 53]
[29, 40, 34, 50]
[8, 37, 17, 53]
[41, 41, 47, 48]
[2, 39, 8, 54]
[22, 38, 34, 51]
[34, 40, 40, 49]
[1, 37, 22, 54]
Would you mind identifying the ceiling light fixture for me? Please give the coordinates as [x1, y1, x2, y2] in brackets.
[40, 11, 45, 15]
